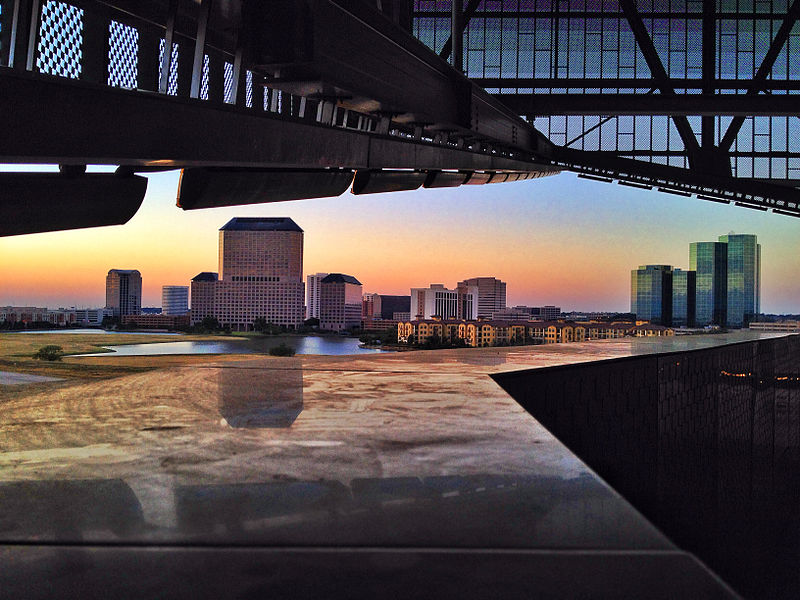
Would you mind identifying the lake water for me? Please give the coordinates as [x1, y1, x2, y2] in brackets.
[78, 335, 384, 356]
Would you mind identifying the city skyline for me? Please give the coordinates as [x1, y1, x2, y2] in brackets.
[2, 168, 799, 313]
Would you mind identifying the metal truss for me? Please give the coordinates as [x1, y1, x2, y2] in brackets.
[0, 0, 798, 229]
[414, 0, 800, 216]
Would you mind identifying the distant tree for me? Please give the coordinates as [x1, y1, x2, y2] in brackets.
[269, 343, 296, 357]
[252, 318, 286, 334]
[101, 316, 120, 329]
[200, 316, 221, 332]
[304, 317, 320, 328]
[33, 345, 64, 361]
[379, 329, 396, 345]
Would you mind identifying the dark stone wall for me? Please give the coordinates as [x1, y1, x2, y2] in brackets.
[493, 335, 800, 600]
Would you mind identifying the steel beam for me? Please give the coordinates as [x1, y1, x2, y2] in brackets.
[248, 0, 546, 155]
[0, 69, 554, 173]
[450, 0, 463, 72]
[158, 0, 178, 95]
[189, 0, 212, 99]
[701, 0, 716, 150]
[494, 94, 800, 117]
[439, 0, 480, 62]
[474, 78, 800, 91]
[619, 0, 700, 158]
[719, 0, 800, 151]
[554, 147, 800, 216]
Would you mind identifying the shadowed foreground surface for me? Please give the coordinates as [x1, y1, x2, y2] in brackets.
[2, 333, 784, 598]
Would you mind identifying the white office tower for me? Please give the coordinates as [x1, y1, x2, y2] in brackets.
[162, 286, 189, 315]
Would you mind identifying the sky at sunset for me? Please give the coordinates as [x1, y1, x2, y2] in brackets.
[2, 166, 799, 314]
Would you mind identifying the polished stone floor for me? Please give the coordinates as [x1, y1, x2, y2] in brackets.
[1, 333, 777, 598]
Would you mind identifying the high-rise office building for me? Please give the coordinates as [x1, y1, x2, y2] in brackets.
[190, 218, 304, 330]
[690, 242, 728, 326]
[306, 272, 329, 320]
[106, 269, 142, 318]
[719, 234, 761, 327]
[361, 294, 412, 321]
[411, 284, 478, 320]
[630, 265, 673, 325]
[161, 286, 189, 316]
[376, 295, 411, 320]
[457, 277, 507, 318]
[319, 274, 362, 332]
[671, 269, 696, 328]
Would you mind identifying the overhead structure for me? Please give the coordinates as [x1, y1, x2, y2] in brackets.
[0, 0, 798, 236]
[415, 0, 800, 215]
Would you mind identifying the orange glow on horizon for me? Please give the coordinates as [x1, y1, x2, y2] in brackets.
[2, 172, 799, 313]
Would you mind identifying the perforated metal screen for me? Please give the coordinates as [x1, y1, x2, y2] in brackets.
[201, 54, 210, 100]
[108, 20, 138, 89]
[246, 70, 253, 108]
[413, 1, 800, 179]
[36, 0, 83, 79]
[223, 61, 234, 103]
[159, 38, 179, 96]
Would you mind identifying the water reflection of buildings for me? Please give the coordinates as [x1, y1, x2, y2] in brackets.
[217, 365, 304, 428]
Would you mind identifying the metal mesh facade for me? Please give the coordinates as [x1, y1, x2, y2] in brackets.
[200, 54, 210, 100]
[108, 20, 138, 89]
[158, 38, 179, 96]
[413, 1, 800, 179]
[36, 1, 83, 79]
[223, 61, 234, 103]
[245, 70, 253, 108]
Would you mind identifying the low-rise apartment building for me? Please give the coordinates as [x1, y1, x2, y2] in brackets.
[398, 319, 674, 347]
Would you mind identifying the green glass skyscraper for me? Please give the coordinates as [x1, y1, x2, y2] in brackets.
[672, 269, 696, 327]
[631, 265, 673, 325]
[719, 234, 761, 327]
[689, 242, 727, 327]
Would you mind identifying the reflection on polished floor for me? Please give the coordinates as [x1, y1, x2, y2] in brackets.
[1, 332, 786, 598]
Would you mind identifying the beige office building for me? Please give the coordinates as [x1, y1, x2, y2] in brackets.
[457, 277, 507, 318]
[106, 269, 142, 317]
[319, 273, 362, 332]
[190, 218, 305, 330]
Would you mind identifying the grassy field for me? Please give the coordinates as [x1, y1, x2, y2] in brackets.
[0, 331, 247, 395]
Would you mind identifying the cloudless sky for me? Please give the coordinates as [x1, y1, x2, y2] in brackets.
[2, 168, 798, 313]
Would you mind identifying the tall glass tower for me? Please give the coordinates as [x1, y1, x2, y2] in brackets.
[672, 269, 696, 327]
[689, 242, 727, 327]
[631, 265, 673, 325]
[719, 234, 761, 327]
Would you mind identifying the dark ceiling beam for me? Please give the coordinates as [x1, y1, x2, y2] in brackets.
[494, 93, 800, 117]
[701, 0, 715, 150]
[438, 0, 481, 62]
[619, 0, 701, 158]
[719, 0, 800, 151]
[254, 0, 549, 155]
[0, 70, 552, 173]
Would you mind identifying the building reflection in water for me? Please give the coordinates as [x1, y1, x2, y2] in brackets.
[494, 335, 800, 600]
[217, 365, 303, 428]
